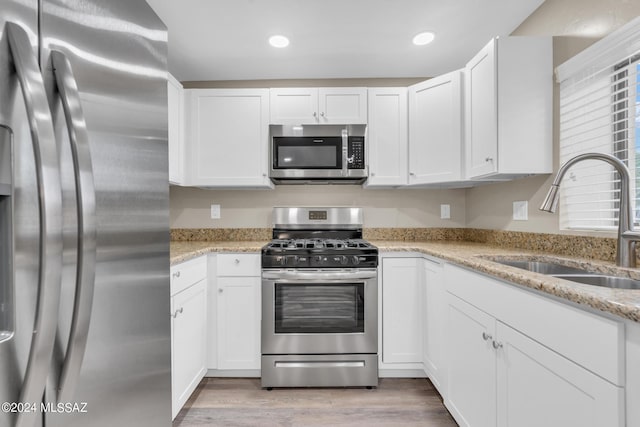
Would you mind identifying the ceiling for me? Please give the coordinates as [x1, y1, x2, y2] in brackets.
[146, 0, 546, 82]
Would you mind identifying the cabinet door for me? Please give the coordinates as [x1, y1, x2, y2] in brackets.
[217, 276, 261, 370]
[465, 39, 498, 178]
[422, 258, 446, 394]
[269, 88, 318, 124]
[171, 280, 207, 419]
[318, 88, 367, 124]
[496, 322, 624, 427]
[188, 89, 271, 187]
[409, 71, 463, 184]
[446, 294, 496, 427]
[168, 74, 184, 185]
[366, 88, 407, 187]
[382, 258, 422, 364]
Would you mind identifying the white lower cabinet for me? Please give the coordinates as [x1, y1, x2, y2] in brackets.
[216, 276, 261, 370]
[447, 295, 496, 427]
[421, 258, 447, 395]
[496, 321, 623, 427]
[380, 257, 422, 367]
[445, 264, 624, 427]
[170, 257, 208, 420]
[210, 253, 261, 373]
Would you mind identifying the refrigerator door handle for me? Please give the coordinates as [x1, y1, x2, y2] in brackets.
[5, 22, 63, 427]
[50, 50, 97, 403]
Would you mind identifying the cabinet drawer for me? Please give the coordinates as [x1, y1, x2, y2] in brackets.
[217, 253, 260, 276]
[445, 264, 624, 386]
[171, 256, 207, 296]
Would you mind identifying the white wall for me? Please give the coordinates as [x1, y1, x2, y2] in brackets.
[170, 186, 466, 228]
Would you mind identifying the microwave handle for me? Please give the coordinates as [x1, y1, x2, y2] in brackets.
[342, 129, 349, 175]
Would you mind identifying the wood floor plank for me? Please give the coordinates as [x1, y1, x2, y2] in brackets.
[174, 378, 458, 426]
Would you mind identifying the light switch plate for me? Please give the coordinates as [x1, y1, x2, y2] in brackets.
[440, 204, 451, 220]
[513, 201, 528, 221]
[210, 204, 221, 219]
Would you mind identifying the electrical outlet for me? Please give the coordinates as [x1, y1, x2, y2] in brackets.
[440, 204, 451, 220]
[513, 201, 528, 221]
[210, 204, 221, 219]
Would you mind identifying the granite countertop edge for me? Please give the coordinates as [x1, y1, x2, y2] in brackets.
[170, 240, 640, 323]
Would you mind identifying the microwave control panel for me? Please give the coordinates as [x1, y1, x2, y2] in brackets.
[347, 137, 365, 169]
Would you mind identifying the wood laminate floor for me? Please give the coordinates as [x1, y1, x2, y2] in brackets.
[173, 378, 458, 427]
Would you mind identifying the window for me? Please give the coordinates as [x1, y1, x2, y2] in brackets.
[557, 18, 640, 231]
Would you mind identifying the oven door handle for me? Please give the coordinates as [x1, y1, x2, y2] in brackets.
[262, 269, 377, 281]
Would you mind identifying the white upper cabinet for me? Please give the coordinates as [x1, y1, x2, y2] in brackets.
[465, 37, 552, 180]
[168, 74, 185, 185]
[185, 88, 273, 188]
[365, 88, 408, 187]
[270, 87, 367, 124]
[408, 70, 463, 185]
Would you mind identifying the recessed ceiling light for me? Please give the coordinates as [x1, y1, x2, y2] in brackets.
[269, 35, 290, 48]
[412, 31, 435, 46]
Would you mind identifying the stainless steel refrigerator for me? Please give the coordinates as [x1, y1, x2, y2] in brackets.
[0, 1, 171, 426]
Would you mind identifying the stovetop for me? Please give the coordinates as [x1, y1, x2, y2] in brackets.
[262, 237, 378, 268]
[262, 208, 378, 268]
[265, 238, 375, 251]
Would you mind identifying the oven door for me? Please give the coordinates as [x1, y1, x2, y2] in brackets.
[261, 269, 377, 355]
[270, 136, 345, 179]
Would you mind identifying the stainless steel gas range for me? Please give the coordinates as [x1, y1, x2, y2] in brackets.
[261, 207, 379, 388]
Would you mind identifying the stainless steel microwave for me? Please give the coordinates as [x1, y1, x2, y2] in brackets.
[269, 125, 368, 184]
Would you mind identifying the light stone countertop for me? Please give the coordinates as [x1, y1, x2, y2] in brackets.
[170, 240, 640, 323]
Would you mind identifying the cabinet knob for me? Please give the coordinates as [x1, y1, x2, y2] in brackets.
[485, 157, 493, 162]
[234, 258, 240, 264]
[171, 307, 184, 318]
[410, 172, 416, 176]
[320, 112, 325, 117]
[370, 172, 376, 177]
[262, 173, 267, 177]
[492, 340, 503, 349]
[482, 332, 492, 341]
[172, 271, 181, 279]
[219, 288, 224, 294]
[313, 112, 317, 117]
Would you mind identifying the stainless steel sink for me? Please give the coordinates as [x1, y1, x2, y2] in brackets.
[493, 258, 640, 290]
[555, 274, 640, 290]
[493, 260, 591, 275]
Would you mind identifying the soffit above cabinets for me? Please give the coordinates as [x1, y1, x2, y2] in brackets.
[146, 0, 545, 81]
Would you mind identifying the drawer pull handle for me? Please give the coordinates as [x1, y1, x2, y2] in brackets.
[172, 271, 181, 279]
[482, 332, 492, 341]
[171, 307, 184, 318]
[492, 340, 503, 350]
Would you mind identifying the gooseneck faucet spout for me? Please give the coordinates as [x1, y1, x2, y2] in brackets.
[540, 152, 640, 268]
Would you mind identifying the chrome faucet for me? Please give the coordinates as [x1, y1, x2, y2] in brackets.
[540, 152, 640, 268]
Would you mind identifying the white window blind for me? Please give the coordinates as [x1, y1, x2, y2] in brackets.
[557, 17, 640, 231]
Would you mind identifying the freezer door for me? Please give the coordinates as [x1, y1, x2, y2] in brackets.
[40, 1, 171, 426]
[1, 4, 65, 427]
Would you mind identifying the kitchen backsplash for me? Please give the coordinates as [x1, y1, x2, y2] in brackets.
[170, 227, 619, 263]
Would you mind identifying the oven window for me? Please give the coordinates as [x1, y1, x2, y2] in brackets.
[273, 136, 342, 169]
[277, 146, 337, 168]
[274, 283, 365, 334]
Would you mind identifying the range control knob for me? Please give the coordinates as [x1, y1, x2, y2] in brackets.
[287, 255, 299, 266]
[340, 255, 349, 265]
[352, 256, 360, 265]
[314, 255, 324, 265]
[275, 255, 286, 266]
